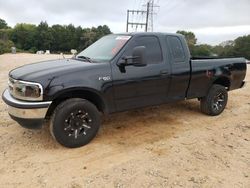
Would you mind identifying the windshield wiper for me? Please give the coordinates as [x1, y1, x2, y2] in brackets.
[76, 55, 93, 63]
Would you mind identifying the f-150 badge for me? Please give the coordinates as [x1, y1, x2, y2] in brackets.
[98, 76, 111, 81]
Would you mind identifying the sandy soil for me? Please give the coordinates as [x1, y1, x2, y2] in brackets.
[0, 53, 249, 188]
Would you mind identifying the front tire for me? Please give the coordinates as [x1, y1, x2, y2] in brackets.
[200, 84, 228, 116]
[49, 98, 101, 148]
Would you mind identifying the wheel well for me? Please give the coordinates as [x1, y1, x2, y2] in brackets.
[45, 90, 105, 119]
[213, 77, 231, 90]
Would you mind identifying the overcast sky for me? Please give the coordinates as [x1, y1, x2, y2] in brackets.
[0, 0, 249, 45]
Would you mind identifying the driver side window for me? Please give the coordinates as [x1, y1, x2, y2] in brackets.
[123, 36, 163, 64]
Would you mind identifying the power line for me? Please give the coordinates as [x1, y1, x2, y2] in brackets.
[126, 0, 160, 32]
[126, 9, 148, 32]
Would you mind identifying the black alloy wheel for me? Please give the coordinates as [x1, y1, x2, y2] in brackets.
[212, 92, 226, 113]
[50, 98, 100, 148]
[200, 84, 228, 116]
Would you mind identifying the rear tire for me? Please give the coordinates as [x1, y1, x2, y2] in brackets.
[200, 84, 228, 116]
[49, 98, 100, 148]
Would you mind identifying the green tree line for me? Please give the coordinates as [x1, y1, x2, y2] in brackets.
[0, 18, 249, 59]
[177, 30, 250, 59]
[0, 18, 111, 54]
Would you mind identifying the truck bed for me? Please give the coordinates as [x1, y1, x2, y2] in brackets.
[187, 57, 247, 98]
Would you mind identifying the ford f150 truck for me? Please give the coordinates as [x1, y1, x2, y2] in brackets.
[2, 32, 247, 148]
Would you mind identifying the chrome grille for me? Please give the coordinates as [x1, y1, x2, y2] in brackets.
[8, 77, 16, 96]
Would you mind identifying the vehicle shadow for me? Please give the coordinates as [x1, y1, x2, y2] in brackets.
[28, 99, 201, 150]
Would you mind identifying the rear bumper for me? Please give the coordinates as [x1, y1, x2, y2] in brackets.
[2, 89, 52, 129]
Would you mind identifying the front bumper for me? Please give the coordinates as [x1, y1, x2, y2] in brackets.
[2, 89, 52, 129]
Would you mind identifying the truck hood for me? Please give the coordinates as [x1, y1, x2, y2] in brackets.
[9, 58, 102, 81]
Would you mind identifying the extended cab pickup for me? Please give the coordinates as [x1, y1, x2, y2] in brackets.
[2, 32, 247, 148]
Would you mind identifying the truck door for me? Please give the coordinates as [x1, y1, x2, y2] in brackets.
[166, 36, 191, 101]
[111, 35, 171, 111]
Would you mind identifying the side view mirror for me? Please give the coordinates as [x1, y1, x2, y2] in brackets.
[117, 46, 147, 68]
[131, 46, 147, 66]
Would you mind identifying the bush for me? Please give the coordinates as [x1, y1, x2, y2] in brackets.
[0, 39, 14, 54]
[28, 47, 38, 53]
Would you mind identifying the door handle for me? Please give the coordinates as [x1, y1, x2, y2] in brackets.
[160, 70, 169, 75]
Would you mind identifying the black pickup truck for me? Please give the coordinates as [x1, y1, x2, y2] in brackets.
[2, 32, 247, 148]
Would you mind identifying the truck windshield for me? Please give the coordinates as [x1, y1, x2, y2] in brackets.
[77, 35, 131, 62]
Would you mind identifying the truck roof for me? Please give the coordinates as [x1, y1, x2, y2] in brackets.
[115, 32, 183, 37]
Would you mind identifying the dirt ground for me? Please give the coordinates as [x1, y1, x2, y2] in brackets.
[0, 53, 249, 188]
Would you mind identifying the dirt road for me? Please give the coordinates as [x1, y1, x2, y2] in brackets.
[0, 54, 249, 188]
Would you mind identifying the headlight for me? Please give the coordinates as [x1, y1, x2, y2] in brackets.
[8, 77, 43, 101]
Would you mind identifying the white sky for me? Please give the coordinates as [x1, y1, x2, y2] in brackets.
[0, 0, 249, 45]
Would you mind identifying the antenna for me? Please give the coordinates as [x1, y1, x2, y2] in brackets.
[60, 53, 65, 59]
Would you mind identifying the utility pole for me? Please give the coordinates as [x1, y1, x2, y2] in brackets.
[144, 0, 159, 32]
[126, 0, 159, 32]
[145, 2, 150, 32]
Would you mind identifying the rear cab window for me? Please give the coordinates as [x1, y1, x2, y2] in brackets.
[167, 36, 186, 63]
